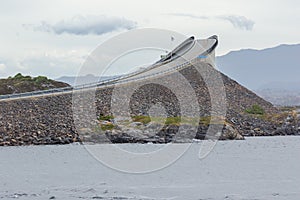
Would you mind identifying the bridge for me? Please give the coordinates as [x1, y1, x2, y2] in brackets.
[0, 35, 218, 101]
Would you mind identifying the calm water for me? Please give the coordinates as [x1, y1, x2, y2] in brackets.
[0, 136, 300, 200]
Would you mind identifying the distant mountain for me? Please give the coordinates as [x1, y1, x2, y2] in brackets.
[56, 74, 100, 86]
[216, 44, 300, 90]
[56, 74, 123, 86]
[255, 88, 300, 106]
[216, 43, 300, 105]
[255, 81, 300, 106]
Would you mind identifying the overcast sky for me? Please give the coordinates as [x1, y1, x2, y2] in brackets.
[0, 0, 299, 78]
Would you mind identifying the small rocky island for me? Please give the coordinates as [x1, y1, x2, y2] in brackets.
[0, 67, 299, 146]
[0, 73, 69, 95]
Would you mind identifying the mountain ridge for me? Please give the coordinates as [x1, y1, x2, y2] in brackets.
[216, 43, 300, 105]
[220, 43, 300, 57]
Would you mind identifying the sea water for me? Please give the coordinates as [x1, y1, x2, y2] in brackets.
[0, 136, 299, 200]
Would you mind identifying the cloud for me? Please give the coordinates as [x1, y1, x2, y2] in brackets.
[0, 62, 11, 77]
[165, 13, 209, 20]
[166, 13, 255, 31]
[0, 49, 88, 79]
[23, 15, 137, 35]
[217, 15, 255, 31]
[0, 63, 6, 71]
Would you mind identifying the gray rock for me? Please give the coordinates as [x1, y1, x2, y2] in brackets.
[221, 124, 244, 140]
[129, 122, 143, 127]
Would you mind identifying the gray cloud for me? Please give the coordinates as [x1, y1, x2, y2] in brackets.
[166, 13, 255, 31]
[217, 15, 255, 31]
[23, 15, 137, 35]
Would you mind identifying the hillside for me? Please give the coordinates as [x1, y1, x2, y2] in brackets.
[1, 64, 298, 146]
[0, 73, 70, 95]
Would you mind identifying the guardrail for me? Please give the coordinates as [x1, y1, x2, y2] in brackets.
[0, 57, 204, 100]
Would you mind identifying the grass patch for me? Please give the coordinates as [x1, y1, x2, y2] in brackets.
[199, 116, 226, 126]
[245, 104, 265, 115]
[101, 123, 115, 131]
[131, 115, 151, 124]
[165, 116, 181, 126]
[131, 115, 222, 126]
[98, 114, 226, 128]
[131, 115, 181, 126]
[97, 114, 115, 131]
[261, 111, 294, 125]
[98, 114, 114, 121]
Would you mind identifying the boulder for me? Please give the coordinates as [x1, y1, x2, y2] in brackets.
[221, 124, 244, 140]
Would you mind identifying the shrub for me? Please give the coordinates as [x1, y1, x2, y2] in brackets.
[33, 76, 48, 84]
[98, 114, 114, 121]
[22, 76, 32, 81]
[245, 104, 265, 115]
[13, 73, 24, 80]
[13, 73, 32, 81]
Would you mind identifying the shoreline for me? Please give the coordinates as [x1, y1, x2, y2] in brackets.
[1, 134, 300, 147]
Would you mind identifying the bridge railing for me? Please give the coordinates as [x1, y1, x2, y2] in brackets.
[0, 57, 203, 100]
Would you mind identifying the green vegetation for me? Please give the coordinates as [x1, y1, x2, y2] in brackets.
[93, 123, 115, 132]
[33, 76, 49, 84]
[12, 73, 49, 83]
[131, 115, 182, 125]
[131, 115, 151, 124]
[262, 112, 288, 124]
[200, 116, 212, 126]
[97, 114, 115, 131]
[243, 105, 293, 125]
[100, 123, 115, 131]
[0, 73, 69, 95]
[199, 116, 226, 126]
[165, 116, 181, 125]
[245, 104, 265, 115]
[97, 114, 227, 130]
[98, 114, 114, 121]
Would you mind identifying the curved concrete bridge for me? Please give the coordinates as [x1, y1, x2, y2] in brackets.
[0, 36, 218, 101]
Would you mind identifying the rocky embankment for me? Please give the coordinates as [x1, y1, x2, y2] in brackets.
[0, 64, 299, 146]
